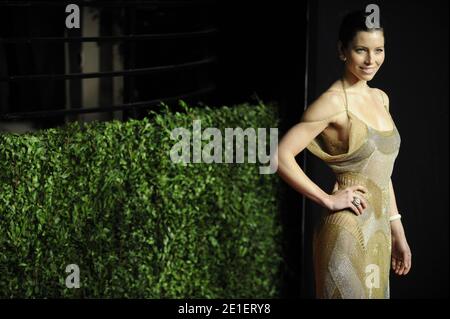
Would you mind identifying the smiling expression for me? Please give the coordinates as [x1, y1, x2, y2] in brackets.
[340, 30, 385, 81]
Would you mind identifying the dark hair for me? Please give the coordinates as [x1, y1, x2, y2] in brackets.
[338, 9, 384, 49]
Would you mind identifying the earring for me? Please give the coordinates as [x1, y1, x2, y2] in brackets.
[341, 56, 347, 62]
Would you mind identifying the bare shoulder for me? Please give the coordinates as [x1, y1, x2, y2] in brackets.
[373, 88, 390, 111]
[301, 90, 347, 123]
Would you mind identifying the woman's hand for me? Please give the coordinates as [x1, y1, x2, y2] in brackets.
[326, 185, 369, 215]
[391, 232, 412, 275]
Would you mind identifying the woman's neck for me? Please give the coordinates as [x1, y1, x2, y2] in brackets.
[341, 70, 369, 92]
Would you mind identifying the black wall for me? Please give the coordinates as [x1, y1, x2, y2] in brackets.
[214, 1, 306, 109]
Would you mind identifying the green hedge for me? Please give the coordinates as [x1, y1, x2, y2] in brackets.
[0, 101, 282, 298]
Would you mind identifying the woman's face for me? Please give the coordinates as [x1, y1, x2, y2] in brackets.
[342, 30, 385, 81]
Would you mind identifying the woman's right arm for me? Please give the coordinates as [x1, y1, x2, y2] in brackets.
[273, 93, 338, 209]
[273, 92, 368, 215]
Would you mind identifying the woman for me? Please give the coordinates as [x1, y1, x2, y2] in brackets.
[275, 10, 412, 298]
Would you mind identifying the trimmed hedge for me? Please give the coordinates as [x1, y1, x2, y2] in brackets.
[0, 101, 282, 298]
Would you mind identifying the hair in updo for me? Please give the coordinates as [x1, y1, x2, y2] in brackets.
[338, 9, 385, 49]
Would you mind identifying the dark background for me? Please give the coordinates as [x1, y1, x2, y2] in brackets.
[0, 0, 448, 298]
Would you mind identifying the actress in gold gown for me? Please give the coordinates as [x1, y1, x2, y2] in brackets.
[275, 10, 412, 298]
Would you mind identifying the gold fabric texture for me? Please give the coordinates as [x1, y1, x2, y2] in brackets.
[304, 94, 401, 299]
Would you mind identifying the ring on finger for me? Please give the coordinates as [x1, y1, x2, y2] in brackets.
[352, 196, 361, 207]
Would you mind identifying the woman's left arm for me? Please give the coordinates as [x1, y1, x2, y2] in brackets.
[389, 178, 412, 275]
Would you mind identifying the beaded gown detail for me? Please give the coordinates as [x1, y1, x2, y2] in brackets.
[304, 88, 401, 299]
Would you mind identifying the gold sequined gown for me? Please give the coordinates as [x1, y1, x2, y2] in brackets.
[305, 91, 401, 299]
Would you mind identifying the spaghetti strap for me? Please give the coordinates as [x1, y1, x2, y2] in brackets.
[340, 79, 351, 126]
[340, 79, 349, 113]
[378, 89, 388, 112]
